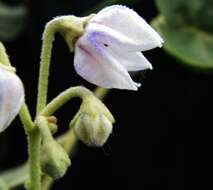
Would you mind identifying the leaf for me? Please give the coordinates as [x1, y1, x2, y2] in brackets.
[152, 16, 213, 70]
[0, 2, 28, 42]
[155, 0, 213, 32]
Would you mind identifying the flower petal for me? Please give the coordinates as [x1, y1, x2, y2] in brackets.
[84, 23, 152, 71]
[90, 5, 163, 51]
[86, 23, 144, 52]
[74, 32, 140, 90]
[107, 48, 153, 71]
[0, 66, 24, 132]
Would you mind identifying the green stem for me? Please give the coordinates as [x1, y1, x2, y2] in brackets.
[40, 86, 92, 116]
[28, 129, 41, 190]
[36, 21, 58, 114]
[36, 116, 53, 142]
[19, 104, 35, 132]
[19, 104, 41, 190]
[33, 18, 61, 190]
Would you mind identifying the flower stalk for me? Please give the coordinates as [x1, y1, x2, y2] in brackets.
[40, 86, 93, 116]
[36, 15, 93, 114]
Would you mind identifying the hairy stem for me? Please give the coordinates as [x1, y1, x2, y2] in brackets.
[19, 104, 35, 132]
[31, 18, 61, 190]
[27, 130, 41, 190]
[40, 86, 93, 116]
[36, 21, 58, 114]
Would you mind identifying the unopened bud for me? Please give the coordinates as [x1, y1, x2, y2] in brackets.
[74, 113, 112, 147]
[72, 95, 115, 147]
[40, 138, 71, 179]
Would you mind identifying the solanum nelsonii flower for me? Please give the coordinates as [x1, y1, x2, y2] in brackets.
[0, 65, 24, 132]
[74, 5, 163, 90]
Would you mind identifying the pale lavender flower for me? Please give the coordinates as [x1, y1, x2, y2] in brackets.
[74, 5, 163, 90]
[0, 65, 24, 132]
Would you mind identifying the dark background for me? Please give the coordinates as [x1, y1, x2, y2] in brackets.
[2, 0, 212, 189]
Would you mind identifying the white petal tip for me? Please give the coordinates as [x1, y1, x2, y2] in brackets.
[126, 82, 141, 91]
[135, 82, 141, 88]
[158, 41, 164, 48]
[157, 35, 164, 47]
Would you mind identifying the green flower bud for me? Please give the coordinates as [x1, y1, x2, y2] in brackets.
[72, 95, 115, 147]
[40, 138, 71, 179]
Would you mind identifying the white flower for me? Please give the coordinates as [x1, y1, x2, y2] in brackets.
[0, 65, 24, 132]
[74, 5, 163, 90]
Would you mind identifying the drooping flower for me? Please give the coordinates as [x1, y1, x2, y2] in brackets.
[0, 65, 24, 132]
[74, 5, 163, 90]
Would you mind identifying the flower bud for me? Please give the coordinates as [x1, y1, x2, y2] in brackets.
[40, 138, 71, 179]
[72, 95, 115, 147]
[0, 65, 24, 132]
[74, 113, 112, 147]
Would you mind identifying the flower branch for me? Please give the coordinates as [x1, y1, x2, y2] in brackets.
[40, 86, 93, 116]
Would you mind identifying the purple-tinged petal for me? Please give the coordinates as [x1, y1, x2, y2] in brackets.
[0, 66, 24, 132]
[85, 23, 145, 52]
[84, 24, 153, 71]
[90, 5, 163, 51]
[74, 32, 140, 90]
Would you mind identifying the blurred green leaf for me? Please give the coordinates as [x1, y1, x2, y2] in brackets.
[155, 0, 213, 32]
[0, 2, 28, 42]
[152, 16, 213, 70]
[153, 0, 213, 70]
